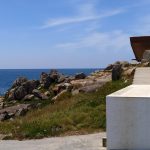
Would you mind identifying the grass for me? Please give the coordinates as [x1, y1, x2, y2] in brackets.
[0, 80, 131, 139]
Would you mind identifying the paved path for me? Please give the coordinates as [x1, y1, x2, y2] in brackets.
[133, 67, 150, 85]
[0, 132, 106, 150]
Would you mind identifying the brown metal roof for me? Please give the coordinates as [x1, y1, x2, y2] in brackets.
[130, 36, 150, 61]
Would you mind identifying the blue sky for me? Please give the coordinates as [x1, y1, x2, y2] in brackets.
[0, 0, 150, 69]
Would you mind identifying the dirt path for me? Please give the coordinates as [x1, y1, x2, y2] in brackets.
[0, 132, 106, 150]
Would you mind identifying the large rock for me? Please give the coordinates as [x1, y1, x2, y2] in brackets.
[41, 94, 49, 100]
[32, 89, 48, 100]
[52, 90, 68, 102]
[79, 83, 106, 93]
[40, 72, 48, 83]
[12, 77, 28, 88]
[40, 72, 52, 89]
[6, 77, 40, 100]
[72, 89, 79, 95]
[23, 94, 34, 101]
[0, 102, 4, 109]
[75, 73, 86, 79]
[143, 50, 150, 62]
[0, 97, 4, 109]
[44, 91, 51, 97]
[57, 75, 66, 83]
[32, 89, 42, 99]
[0, 97, 4, 102]
[52, 83, 73, 95]
[71, 72, 111, 93]
[16, 108, 28, 116]
[64, 83, 73, 92]
[141, 61, 150, 67]
[6, 88, 16, 100]
[112, 64, 122, 81]
[0, 104, 31, 121]
[6, 87, 25, 101]
[0, 112, 9, 121]
[0, 134, 13, 140]
[71, 78, 102, 89]
[49, 69, 64, 83]
[14, 86, 27, 100]
[6, 80, 39, 101]
[41, 70, 65, 86]
[22, 80, 39, 94]
[119, 61, 130, 67]
[104, 64, 113, 71]
[65, 76, 75, 83]
[52, 84, 66, 95]
[122, 67, 136, 78]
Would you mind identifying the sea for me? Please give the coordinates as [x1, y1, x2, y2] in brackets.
[0, 69, 100, 95]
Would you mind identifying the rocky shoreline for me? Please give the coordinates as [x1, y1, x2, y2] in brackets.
[0, 60, 149, 121]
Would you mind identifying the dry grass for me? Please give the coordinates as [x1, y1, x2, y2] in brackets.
[0, 80, 131, 139]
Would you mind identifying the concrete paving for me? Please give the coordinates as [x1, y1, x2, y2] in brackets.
[133, 67, 150, 85]
[0, 132, 106, 150]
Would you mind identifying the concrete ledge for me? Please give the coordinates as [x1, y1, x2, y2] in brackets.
[108, 85, 150, 98]
[107, 85, 150, 150]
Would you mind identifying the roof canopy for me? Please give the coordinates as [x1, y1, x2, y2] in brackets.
[130, 36, 150, 61]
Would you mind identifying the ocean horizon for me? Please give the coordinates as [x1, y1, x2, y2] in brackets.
[0, 68, 102, 95]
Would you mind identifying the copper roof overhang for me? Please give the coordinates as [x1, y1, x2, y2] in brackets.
[130, 36, 150, 61]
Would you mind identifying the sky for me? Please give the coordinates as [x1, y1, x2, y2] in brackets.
[0, 0, 150, 69]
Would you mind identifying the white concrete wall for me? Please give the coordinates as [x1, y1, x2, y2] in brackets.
[107, 85, 150, 150]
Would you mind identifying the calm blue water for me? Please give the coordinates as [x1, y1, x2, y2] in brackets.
[0, 69, 100, 95]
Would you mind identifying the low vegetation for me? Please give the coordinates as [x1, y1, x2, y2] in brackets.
[0, 80, 131, 139]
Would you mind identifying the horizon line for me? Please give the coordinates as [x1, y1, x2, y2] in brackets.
[0, 68, 103, 70]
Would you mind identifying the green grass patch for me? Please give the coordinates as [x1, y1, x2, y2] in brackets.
[0, 80, 131, 139]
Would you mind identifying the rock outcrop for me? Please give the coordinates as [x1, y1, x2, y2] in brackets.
[75, 73, 86, 79]
[105, 61, 139, 81]
[40, 72, 53, 89]
[112, 64, 122, 81]
[5, 78, 40, 100]
[0, 104, 32, 121]
[1, 61, 137, 121]
[1, 69, 111, 116]
[32, 89, 48, 100]
[12, 77, 28, 88]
